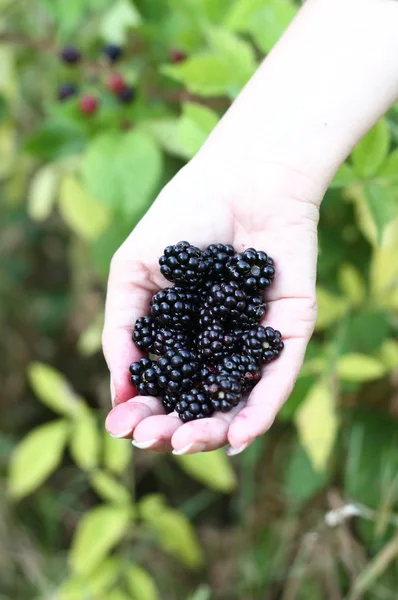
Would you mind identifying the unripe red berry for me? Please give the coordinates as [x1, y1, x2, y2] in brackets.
[79, 94, 99, 115]
[169, 49, 187, 63]
[106, 73, 126, 94]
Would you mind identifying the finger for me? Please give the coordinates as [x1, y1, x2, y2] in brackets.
[171, 402, 243, 455]
[105, 396, 164, 438]
[102, 251, 158, 405]
[227, 337, 308, 451]
[132, 413, 182, 452]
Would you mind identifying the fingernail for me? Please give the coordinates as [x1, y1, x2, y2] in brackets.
[226, 442, 249, 457]
[172, 442, 206, 455]
[132, 438, 159, 450]
[109, 430, 134, 439]
[110, 376, 116, 407]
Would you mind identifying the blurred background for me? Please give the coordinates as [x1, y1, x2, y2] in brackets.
[1, 1, 398, 598]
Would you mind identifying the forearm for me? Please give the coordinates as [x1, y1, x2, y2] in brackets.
[206, 0, 398, 197]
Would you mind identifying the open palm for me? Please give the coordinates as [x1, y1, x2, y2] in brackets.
[103, 156, 321, 454]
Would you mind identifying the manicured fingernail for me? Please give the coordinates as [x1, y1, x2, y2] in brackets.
[132, 438, 159, 449]
[172, 442, 206, 455]
[226, 442, 249, 456]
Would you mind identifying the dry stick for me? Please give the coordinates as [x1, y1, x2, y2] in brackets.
[348, 529, 398, 600]
[280, 532, 319, 600]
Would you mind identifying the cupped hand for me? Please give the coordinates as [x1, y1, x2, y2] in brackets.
[103, 149, 323, 455]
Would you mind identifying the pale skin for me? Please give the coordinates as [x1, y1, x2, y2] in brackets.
[103, 0, 398, 455]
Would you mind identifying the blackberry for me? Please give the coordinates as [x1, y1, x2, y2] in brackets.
[219, 354, 261, 390]
[153, 328, 190, 356]
[175, 389, 213, 422]
[203, 371, 242, 413]
[60, 45, 81, 64]
[162, 392, 180, 414]
[204, 281, 247, 325]
[159, 241, 208, 288]
[79, 94, 99, 115]
[129, 358, 161, 396]
[106, 73, 126, 94]
[246, 294, 268, 325]
[227, 248, 275, 291]
[169, 48, 187, 63]
[118, 85, 136, 103]
[203, 243, 235, 281]
[103, 43, 123, 62]
[242, 326, 284, 364]
[57, 82, 78, 101]
[158, 348, 200, 393]
[133, 316, 157, 351]
[150, 286, 198, 330]
[197, 324, 239, 364]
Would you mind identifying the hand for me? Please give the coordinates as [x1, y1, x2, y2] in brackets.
[103, 150, 323, 455]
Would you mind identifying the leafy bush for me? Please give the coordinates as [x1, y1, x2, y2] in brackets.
[1, 0, 397, 598]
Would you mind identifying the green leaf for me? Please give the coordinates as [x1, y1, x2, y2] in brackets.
[25, 120, 87, 160]
[139, 118, 187, 158]
[377, 148, 398, 183]
[82, 131, 162, 217]
[77, 314, 104, 357]
[295, 382, 338, 473]
[363, 182, 396, 245]
[90, 470, 131, 504]
[175, 448, 237, 492]
[27, 163, 59, 222]
[139, 495, 203, 568]
[338, 264, 366, 307]
[344, 409, 398, 508]
[177, 103, 219, 159]
[352, 119, 390, 178]
[329, 163, 357, 189]
[8, 420, 69, 499]
[27, 362, 86, 418]
[315, 286, 347, 331]
[59, 175, 110, 241]
[225, 0, 297, 53]
[337, 354, 387, 382]
[69, 411, 101, 471]
[58, 558, 122, 599]
[162, 29, 257, 98]
[101, 0, 141, 44]
[69, 505, 132, 575]
[162, 55, 234, 97]
[284, 441, 329, 509]
[380, 339, 398, 371]
[103, 432, 132, 475]
[126, 564, 160, 600]
[370, 217, 398, 310]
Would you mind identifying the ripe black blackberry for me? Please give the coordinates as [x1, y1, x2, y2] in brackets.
[103, 43, 123, 62]
[153, 328, 190, 356]
[117, 85, 136, 103]
[203, 371, 242, 412]
[246, 294, 268, 325]
[227, 248, 275, 291]
[158, 348, 200, 394]
[197, 324, 240, 364]
[129, 358, 161, 396]
[162, 392, 180, 414]
[175, 389, 214, 422]
[133, 316, 157, 351]
[204, 281, 247, 325]
[60, 45, 81, 64]
[242, 326, 284, 364]
[159, 241, 208, 288]
[203, 243, 235, 280]
[219, 354, 261, 391]
[57, 83, 78, 101]
[150, 286, 198, 330]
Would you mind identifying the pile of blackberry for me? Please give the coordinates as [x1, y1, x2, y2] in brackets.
[130, 242, 284, 423]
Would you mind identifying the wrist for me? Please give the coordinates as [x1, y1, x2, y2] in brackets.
[201, 0, 398, 203]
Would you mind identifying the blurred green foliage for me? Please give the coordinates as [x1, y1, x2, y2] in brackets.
[0, 0, 397, 598]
